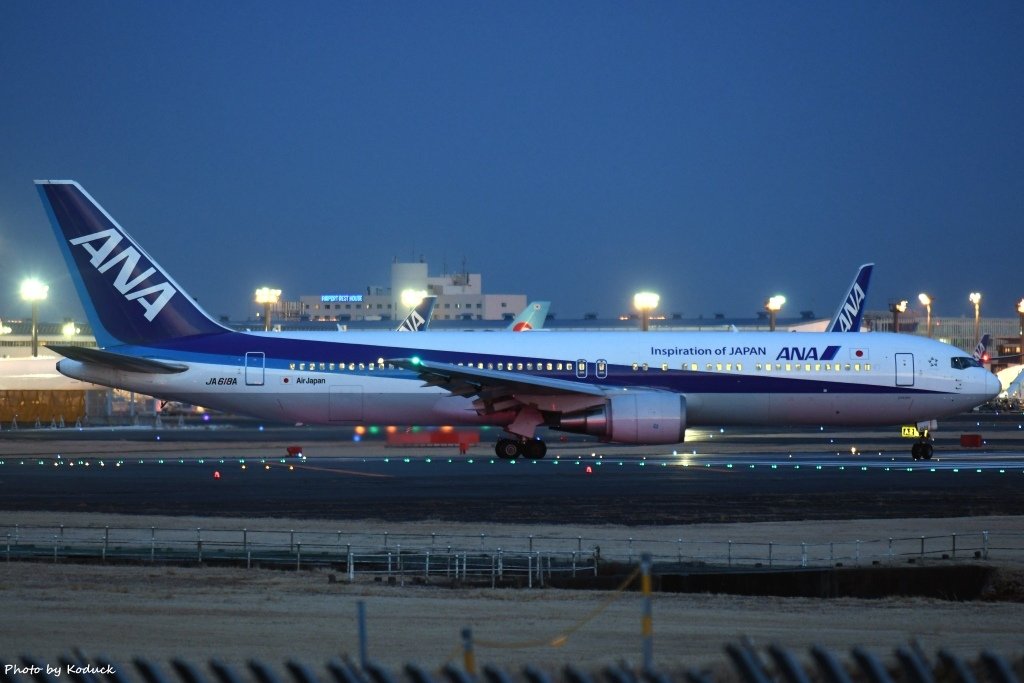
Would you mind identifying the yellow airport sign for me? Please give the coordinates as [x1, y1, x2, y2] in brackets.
[901, 426, 921, 438]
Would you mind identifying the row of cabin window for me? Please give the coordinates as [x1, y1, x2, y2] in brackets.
[631, 362, 873, 373]
[290, 360, 395, 372]
[286, 360, 584, 373]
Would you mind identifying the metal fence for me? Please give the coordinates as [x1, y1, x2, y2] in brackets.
[3, 522, 1024, 580]
[2, 642, 1021, 683]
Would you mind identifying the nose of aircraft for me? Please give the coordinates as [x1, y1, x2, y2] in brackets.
[984, 370, 1002, 399]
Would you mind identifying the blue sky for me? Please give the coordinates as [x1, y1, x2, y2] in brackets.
[1, 2, 1022, 324]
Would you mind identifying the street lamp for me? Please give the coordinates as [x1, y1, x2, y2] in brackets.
[765, 295, 785, 332]
[255, 287, 282, 332]
[969, 292, 982, 344]
[20, 278, 49, 357]
[889, 300, 908, 334]
[918, 293, 933, 338]
[633, 291, 659, 332]
[400, 289, 428, 311]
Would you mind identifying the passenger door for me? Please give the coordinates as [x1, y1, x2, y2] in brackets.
[895, 353, 914, 387]
[245, 352, 265, 386]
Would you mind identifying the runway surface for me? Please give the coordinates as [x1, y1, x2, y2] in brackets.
[1, 413, 1022, 524]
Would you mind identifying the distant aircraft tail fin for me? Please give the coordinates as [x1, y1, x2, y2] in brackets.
[35, 180, 231, 348]
[509, 301, 550, 331]
[395, 295, 437, 332]
[826, 264, 873, 332]
[973, 334, 991, 363]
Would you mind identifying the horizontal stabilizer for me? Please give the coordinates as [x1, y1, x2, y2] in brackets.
[46, 344, 188, 374]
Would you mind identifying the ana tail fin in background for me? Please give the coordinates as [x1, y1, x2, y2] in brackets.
[827, 264, 873, 333]
[395, 295, 437, 332]
[35, 180, 230, 348]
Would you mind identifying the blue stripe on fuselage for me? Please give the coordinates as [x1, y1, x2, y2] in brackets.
[116, 332, 940, 396]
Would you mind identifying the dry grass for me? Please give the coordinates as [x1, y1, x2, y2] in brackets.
[1, 510, 1023, 670]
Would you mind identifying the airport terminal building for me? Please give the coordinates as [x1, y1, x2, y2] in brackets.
[274, 261, 527, 324]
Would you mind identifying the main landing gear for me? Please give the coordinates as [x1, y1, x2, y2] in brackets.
[495, 437, 548, 460]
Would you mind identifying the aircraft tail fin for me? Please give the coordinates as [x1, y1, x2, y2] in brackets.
[35, 180, 231, 348]
[973, 334, 991, 363]
[395, 295, 437, 332]
[827, 264, 873, 332]
[509, 301, 551, 331]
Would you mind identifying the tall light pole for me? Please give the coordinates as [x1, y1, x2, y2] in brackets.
[633, 292, 659, 332]
[889, 299, 908, 333]
[765, 295, 785, 332]
[20, 278, 49, 357]
[255, 287, 281, 332]
[918, 293, 933, 338]
[969, 292, 982, 344]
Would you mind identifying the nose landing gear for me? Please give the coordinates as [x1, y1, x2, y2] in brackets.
[911, 434, 933, 460]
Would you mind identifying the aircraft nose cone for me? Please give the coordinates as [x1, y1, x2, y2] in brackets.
[986, 370, 1002, 399]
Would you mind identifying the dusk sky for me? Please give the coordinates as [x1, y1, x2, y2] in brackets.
[1, 2, 1022, 324]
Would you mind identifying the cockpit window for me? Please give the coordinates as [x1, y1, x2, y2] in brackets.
[951, 356, 981, 370]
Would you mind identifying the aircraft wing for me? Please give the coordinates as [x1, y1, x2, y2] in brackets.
[389, 357, 612, 417]
[47, 345, 189, 374]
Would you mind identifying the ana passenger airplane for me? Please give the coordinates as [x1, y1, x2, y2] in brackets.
[36, 181, 1000, 460]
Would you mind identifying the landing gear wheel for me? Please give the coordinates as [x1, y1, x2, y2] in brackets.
[911, 441, 933, 461]
[495, 439, 521, 459]
[523, 438, 547, 460]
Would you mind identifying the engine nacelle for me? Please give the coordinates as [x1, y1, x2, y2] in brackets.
[554, 392, 686, 444]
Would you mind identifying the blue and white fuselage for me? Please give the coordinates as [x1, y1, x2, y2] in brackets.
[36, 180, 1000, 459]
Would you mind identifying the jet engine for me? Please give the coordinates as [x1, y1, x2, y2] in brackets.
[553, 392, 686, 444]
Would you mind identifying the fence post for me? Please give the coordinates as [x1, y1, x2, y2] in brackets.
[951, 533, 956, 559]
[398, 544, 403, 586]
[198, 539, 203, 563]
[104, 526, 109, 561]
[497, 548, 503, 579]
[243, 528, 248, 554]
[856, 540, 861, 565]
[462, 627, 476, 677]
[425, 550, 430, 579]
[528, 554, 533, 588]
[641, 552, 653, 671]
[357, 600, 368, 669]
[347, 550, 355, 582]
[572, 551, 577, 577]
[920, 536, 925, 561]
[290, 529, 295, 552]
[801, 543, 807, 568]
[384, 531, 388, 547]
[768, 541, 773, 568]
[983, 531, 989, 560]
[528, 535, 533, 552]
[728, 540, 732, 567]
[296, 542, 302, 570]
[888, 537, 894, 563]
[54, 534, 59, 563]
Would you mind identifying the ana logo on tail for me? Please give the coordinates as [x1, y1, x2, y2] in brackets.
[69, 228, 177, 322]
[828, 264, 873, 333]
